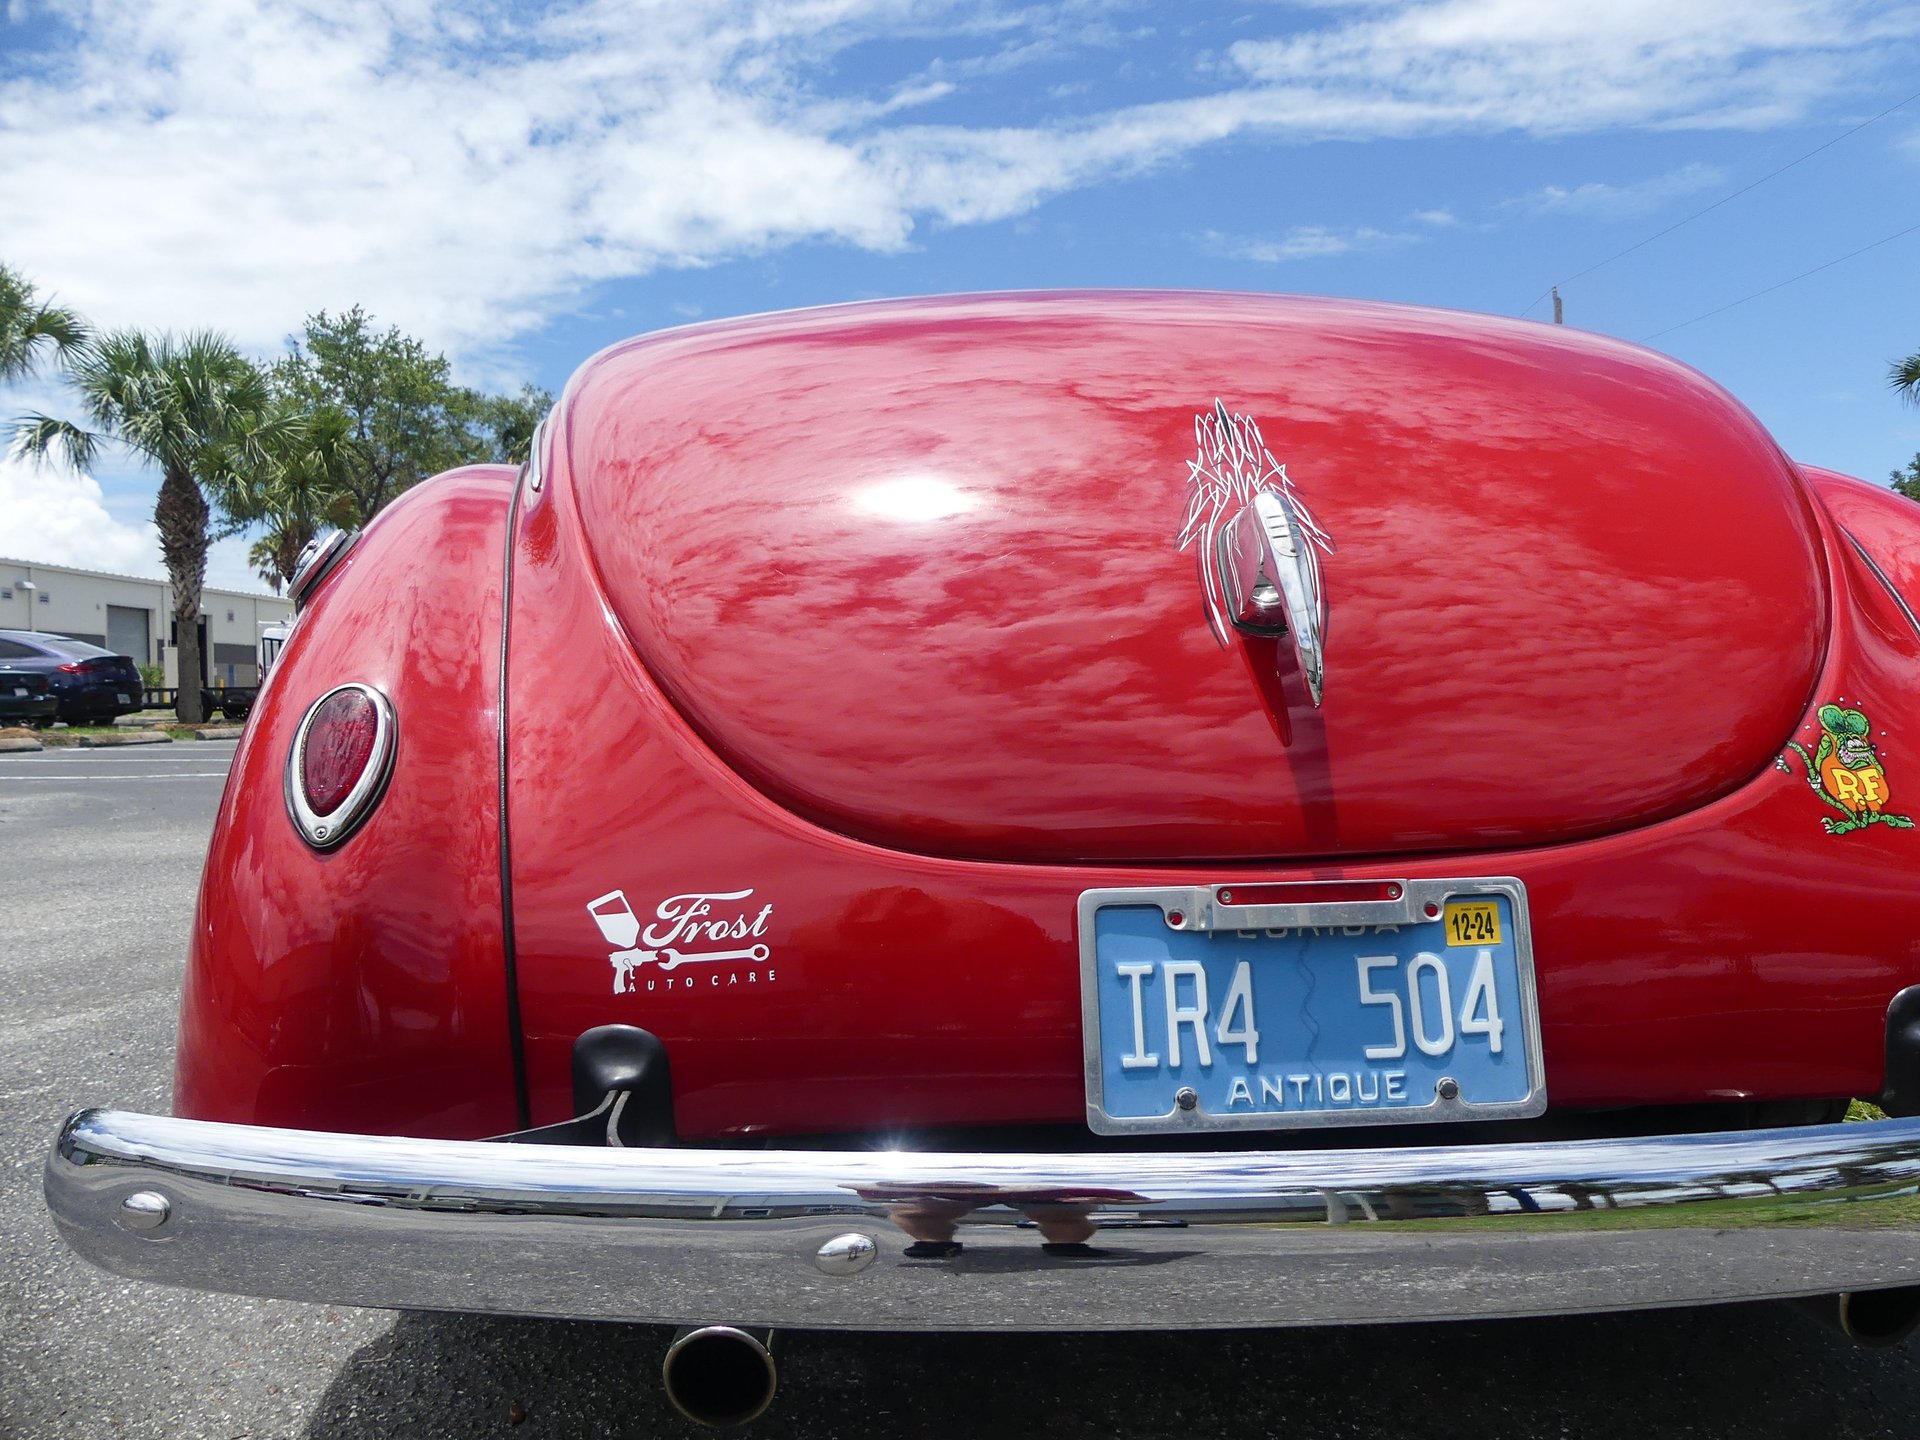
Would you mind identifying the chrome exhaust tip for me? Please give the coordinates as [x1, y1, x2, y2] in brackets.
[1798, 1286, 1920, 1347]
[661, 1325, 777, 1427]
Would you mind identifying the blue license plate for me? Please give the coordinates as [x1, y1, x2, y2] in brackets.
[1079, 880, 1546, 1135]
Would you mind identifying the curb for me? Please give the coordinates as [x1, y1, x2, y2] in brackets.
[0, 736, 45, 752]
[76, 731, 173, 747]
[194, 727, 245, 740]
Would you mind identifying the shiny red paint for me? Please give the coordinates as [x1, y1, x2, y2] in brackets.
[502, 434, 1916, 1137]
[1802, 464, 1920, 601]
[173, 466, 521, 1140]
[173, 294, 1920, 1146]
[568, 293, 1825, 864]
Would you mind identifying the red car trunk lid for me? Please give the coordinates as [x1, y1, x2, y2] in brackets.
[559, 293, 1826, 863]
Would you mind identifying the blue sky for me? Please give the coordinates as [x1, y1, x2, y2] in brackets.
[3, 0, 1919, 592]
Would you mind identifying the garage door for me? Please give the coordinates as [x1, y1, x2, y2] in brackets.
[106, 605, 151, 664]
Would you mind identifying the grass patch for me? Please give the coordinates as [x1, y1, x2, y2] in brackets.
[34, 725, 129, 746]
[1849, 1099, 1890, 1122]
[27, 723, 212, 745]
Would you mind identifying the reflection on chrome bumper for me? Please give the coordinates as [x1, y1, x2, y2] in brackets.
[45, 1108, 1920, 1329]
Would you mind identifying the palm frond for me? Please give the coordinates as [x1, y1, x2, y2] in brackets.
[8, 413, 100, 472]
[1893, 352, 1920, 408]
[0, 263, 91, 382]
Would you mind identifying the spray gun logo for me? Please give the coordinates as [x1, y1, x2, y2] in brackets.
[588, 890, 648, 994]
[587, 888, 774, 994]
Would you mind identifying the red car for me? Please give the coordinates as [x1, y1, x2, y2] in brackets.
[46, 293, 1920, 1425]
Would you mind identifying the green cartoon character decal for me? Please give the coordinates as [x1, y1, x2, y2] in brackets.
[1776, 703, 1914, 836]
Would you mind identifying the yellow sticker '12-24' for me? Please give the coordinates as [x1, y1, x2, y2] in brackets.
[1443, 900, 1501, 947]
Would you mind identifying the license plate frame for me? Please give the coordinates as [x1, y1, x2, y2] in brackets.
[1077, 878, 1547, 1136]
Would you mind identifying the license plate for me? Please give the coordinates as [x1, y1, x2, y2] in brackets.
[10, 688, 24, 697]
[116, 693, 130, 703]
[1078, 879, 1546, 1135]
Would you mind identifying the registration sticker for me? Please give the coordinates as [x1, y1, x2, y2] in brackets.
[1444, 900, 1501, 946]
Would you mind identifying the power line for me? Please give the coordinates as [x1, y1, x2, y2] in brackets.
[1521, 85, 1920, 319]
[1640, 220, 1920, 341]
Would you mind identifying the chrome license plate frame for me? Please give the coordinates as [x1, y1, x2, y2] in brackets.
[1077, 877, 1547, 1136]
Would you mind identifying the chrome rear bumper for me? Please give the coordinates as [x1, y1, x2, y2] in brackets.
[45, 1107, 1920, 1330]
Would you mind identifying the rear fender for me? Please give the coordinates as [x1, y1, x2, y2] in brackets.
[172, 466, 521, 1138]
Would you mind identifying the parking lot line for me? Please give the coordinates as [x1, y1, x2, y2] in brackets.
[0, 773, 235, 780]
[0, 749, 239, 761]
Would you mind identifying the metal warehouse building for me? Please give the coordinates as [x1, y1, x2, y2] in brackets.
[0, 557, 293, 691]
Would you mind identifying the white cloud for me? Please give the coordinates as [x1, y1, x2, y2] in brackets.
[0, 450, 161, 578]
[1203, 225, 1417, 262]
[1228, 1, 1920, 134]
[1516, 162, 1727, 218]
[0, 448, 277, 593]
[0, 0, 1914, 370]
[1413, 208, 1460, 227]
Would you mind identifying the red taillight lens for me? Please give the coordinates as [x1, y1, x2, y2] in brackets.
[56, 662, 84, 673]
[300, 689, 380, 815]
[287, 683, 395, 848]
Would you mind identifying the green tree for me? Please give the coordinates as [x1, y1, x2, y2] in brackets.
[12, 331, 286, 722]
[463, 382, 552, 467]
[1893, 351, 1920, 501]
[270, 308, 548, 526]
[270, 308, 471, 523]
[1892, 455, 1920, 502]
[0, 262, 87, 382]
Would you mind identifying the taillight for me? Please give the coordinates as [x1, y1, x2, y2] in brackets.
[56, 662, 84, 674]
[285, 683, 396, 849]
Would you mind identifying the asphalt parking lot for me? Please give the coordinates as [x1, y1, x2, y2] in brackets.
[7, 740, 1920, 1438]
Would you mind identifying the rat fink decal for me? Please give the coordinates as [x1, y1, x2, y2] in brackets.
[1776, 704, 1914, 836]
[586, 888, 776, 994]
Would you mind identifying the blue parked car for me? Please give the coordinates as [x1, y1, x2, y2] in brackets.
[0, 631, 145, 723]
[0, 666, 59, 727]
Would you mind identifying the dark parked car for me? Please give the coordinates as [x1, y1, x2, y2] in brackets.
[0, 631, 144, 722]
[0, 667, 58, 727]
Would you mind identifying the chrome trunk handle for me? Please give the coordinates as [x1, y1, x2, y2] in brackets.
[1214, 489, 1328, 706]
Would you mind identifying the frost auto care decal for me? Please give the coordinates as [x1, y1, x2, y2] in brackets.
[1776, 702, 1914, 836]
[585, 888, 777, 994]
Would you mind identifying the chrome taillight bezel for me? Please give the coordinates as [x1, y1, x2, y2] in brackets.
[285, 683, 397, 850]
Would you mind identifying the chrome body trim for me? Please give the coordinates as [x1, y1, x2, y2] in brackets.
[45, 1108, 1920, 1330]
[288, 527, 356, 610]
[283, 683, 398, 850]
[1845, 529, 1920, 641]
[1216, 490, 1329, 704]
[525, 415, 550, 494]
[1077, 879, 1547, 1135]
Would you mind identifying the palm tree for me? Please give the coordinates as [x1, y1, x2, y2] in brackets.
[1894, 351, 1920, 407]
[234, 404, 357, 592]
[0, 262, 87, 382]
[12, 331, 287, 723]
